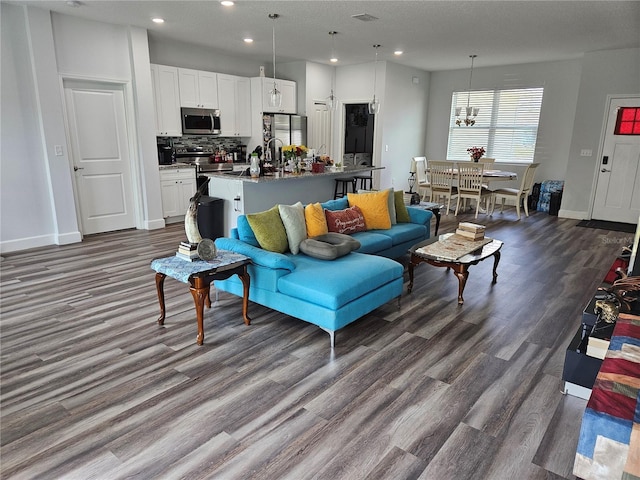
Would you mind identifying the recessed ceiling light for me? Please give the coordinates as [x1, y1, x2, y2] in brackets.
[221, 1, 234, 6]
[394, 50, 403, 56]
[330, 57, 338, 63]
[244, 38, 254, 43]
[152, 18, 165, 24]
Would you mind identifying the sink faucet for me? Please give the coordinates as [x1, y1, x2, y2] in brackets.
[265, 137, 284, 169]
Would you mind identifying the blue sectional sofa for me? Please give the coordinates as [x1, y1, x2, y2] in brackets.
[214, 195, 432, 347]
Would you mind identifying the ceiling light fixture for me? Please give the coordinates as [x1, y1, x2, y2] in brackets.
[455, 54, 479, 127]
[394, 50, 403, 56]
[368, 44, 381, 115]
[268, 13, 282, 109]
[327, 31, 338, 111]
[220, 1, 234, 6]
[243, 38, 253, 43]
[65, 0, 81, 7]
[152, 18, 165, 24]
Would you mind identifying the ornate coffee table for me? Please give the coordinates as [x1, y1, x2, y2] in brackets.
[408, 234, 503, 305]
[151, 251, 251, 345]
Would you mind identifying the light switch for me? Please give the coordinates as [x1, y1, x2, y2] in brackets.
[54, 145, 64, 156]
[580, 149, 592, 157]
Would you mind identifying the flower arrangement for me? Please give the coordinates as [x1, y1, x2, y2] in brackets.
[282, 144, 308, 161]
[467, 146, 486, 161]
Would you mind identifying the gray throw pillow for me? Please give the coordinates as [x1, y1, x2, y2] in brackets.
[299, 233, 361, 260]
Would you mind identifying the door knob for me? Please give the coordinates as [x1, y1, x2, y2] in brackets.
[601, 168, 611, 173]
[73, 166, 84, 171]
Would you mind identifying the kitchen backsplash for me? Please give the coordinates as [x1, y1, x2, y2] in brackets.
[161, 136, 243, 152]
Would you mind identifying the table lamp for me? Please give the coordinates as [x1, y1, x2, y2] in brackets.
[408, 159, 417, 193]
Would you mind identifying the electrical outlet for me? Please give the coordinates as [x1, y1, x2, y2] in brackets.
[580, 149, 592, 157]
[385, 145, 389, 152]
[54, 145, 64, 156]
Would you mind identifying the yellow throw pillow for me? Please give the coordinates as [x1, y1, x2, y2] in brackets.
[246, 206, 288, 253]
[305, 202, 329, 237]
[347, 190, 391, 230]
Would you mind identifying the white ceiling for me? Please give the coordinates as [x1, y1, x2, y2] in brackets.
[6, 0, 640, 71]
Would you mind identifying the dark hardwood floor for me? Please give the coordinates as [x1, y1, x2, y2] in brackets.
[1, 207, 629, 479]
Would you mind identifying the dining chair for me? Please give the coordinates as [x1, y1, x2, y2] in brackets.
[412, 156, 430, 201]
[455, 163, 493, 219]
[478, 158, 496, 189]
[491, 163, 540, 220]
[427, 160, 458, 214]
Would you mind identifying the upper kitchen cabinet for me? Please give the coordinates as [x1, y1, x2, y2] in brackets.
[178, 68, 219, 109]
[151, 64, 182, 137]
[217, 74, 251, 137]
[252, 77, 296, 114]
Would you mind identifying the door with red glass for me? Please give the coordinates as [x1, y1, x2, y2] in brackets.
[592, 97, 640, 224]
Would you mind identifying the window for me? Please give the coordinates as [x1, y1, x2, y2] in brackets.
[447, 87, 544, 163]
[614, 107, 640, 135]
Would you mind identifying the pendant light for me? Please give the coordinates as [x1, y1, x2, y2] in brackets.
[326, 31, 338, 111]
[368, 44, 381, 115]
[268, 13, 282, 109]
[455, 54, 479, 126]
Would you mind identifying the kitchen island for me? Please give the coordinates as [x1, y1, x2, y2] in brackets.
[204, 166, 380, 237]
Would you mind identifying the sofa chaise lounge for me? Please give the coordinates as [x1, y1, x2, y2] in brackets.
[214, 191, 433, 346]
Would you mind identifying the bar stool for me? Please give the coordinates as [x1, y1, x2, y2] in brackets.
[353, 174, 373, 191]
[334, 177, 356, 199]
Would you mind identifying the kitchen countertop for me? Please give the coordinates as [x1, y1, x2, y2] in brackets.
[159, 162, 196, 170]
[203, 165, 380, 182]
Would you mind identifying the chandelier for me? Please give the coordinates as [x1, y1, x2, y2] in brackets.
[455, 54, 479, 126]
[326, 31, 338, 111]
[368, 44, 381, 115]
[268, 14, 282, 109]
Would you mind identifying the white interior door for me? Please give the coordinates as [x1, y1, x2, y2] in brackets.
[311, 102, 331, 155]
[592, 97, 640, 223]
[64, 81, 135, 234]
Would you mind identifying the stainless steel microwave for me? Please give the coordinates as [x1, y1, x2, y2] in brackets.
[181, 107, 221, 135]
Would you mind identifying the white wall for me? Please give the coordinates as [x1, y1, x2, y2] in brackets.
[1, 4, 58, 249]
[379, 62, 430, 192]
[148, 35, 262, 78]
[0, 5, 165, 253]
[426, 59, 582, 185]
[562, 48, 640, 219]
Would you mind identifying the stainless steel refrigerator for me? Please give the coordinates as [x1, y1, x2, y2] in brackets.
[262, 114, 307, 163]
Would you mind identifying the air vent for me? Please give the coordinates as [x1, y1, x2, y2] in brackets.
[351, 13, 379, 22]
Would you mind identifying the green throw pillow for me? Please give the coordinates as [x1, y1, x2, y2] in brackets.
[246, 206, 288, 253]
[394, 191, 411, 223]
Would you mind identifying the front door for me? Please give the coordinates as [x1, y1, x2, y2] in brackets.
[64, 80, 136, 234]
[592, 97, 640, 223]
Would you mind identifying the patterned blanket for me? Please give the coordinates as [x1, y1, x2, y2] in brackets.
[573, 313, 640, 479]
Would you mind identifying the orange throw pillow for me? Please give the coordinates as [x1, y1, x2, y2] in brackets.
[304, 202, 329, 237]
[347, 190, 391, 230]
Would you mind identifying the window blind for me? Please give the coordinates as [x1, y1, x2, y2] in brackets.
[447, 87, 544, 163]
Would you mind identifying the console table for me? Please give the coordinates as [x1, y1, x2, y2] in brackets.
[151, 251, 251, 345]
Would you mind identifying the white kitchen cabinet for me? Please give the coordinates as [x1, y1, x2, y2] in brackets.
[253, 77, 296, 114]
[178, 68, 219, 108]
[151, 64, 182, 137]
[217, 74, 252, 137]
[160, 168, 197, 219]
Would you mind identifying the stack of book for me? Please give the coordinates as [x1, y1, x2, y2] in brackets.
[586, 315, 616, 359]
[455, 222, 486, 241]
[176, 242, 199, 262]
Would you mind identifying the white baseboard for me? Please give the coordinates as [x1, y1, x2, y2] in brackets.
[558, 209, 587, 220]
[1, 234, 57, 253]
[56, 231, 82, 245]
[144, 218, 166, 230]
